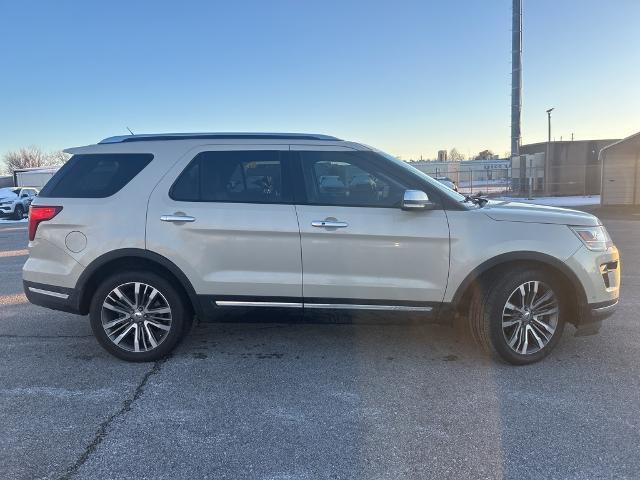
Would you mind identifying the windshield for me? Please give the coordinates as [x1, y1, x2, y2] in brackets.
[369, 147, 468, 202]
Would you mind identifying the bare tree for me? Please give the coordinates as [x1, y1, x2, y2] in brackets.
[448, 148, 465, 161]
[2, 147, 70, 175]
[47, 150, 71, 166]
[474, 149, 495, 160]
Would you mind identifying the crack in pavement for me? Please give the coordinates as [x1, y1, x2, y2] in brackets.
[58, 356, 171, 480]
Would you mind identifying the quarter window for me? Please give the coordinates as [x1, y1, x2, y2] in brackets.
[170, 150, 290, 203]
[300, 151, 409, 207]
[39, 154, 153, 198]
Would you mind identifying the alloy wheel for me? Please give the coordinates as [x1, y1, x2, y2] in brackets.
[501, 280, 559, 355]
[101, 282, 172, 353]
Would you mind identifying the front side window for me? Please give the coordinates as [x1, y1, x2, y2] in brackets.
[170, 150, 290, 203]
[371, 147, 467, 203]
[39, 154, 153, 198]
[300, 151, 409, 207]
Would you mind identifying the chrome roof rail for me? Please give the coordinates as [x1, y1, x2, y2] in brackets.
[99, 132, 342, 144]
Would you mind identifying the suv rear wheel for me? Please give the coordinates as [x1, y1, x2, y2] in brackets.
[89, 271, 188, 362]
[468, 267, 566, 365]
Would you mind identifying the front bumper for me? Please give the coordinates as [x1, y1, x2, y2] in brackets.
[0, 204, 15, 214]
[23, 280, 82, 315]
[580, 298, 619, 323]
[566, 244, 620, 333]
[572, 298, 619, 336]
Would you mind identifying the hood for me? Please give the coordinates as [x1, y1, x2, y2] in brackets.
[482, 200, 600, 226]
[0, 189, 17, 201]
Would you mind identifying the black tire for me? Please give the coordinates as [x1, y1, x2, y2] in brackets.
[12, 204, 24, 220]
[468, 267, 566, 365]
[89, 270, 189, 362]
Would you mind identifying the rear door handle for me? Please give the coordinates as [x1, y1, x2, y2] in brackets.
[311, 220, 348, 228]
[161, 215, 196, 223]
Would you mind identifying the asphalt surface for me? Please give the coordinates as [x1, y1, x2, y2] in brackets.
[1, 213, 639, 480]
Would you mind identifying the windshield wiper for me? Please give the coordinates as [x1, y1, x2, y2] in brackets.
[463, 193, 488, 207]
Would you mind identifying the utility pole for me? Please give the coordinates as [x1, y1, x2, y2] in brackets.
[545, 107, 554, 194]
[528, 157, 533, 199]
[511, 0, 523, 158]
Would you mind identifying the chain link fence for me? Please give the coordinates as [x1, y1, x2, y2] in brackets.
[415, 163, 602, 199]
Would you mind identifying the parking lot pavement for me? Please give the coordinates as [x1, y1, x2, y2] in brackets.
[1, 215, 639, 480]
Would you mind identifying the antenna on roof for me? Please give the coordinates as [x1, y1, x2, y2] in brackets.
[126, 127, 135, 135]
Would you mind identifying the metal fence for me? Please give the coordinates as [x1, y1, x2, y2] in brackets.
[425, 165, 512, 196]
[418, 163, 602, 199]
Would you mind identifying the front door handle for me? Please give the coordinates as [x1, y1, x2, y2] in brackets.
[311, 220, 348, 228]
[161, 214, 196, 223]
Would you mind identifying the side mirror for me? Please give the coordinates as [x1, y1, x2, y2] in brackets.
[401, 190, 433, 210]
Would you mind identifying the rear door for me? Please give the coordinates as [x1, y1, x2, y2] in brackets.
[146, 145, 303, 307]
[292, 146, 450, 312]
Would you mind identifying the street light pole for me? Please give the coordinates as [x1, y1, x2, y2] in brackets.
[545, 107, 554, 194]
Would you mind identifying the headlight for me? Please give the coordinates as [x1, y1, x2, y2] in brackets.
[569, 225, 612, 251]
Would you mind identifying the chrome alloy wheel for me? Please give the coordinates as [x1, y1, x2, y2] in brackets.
[501, 280, 559, 355]
[101, 282, 172, 353]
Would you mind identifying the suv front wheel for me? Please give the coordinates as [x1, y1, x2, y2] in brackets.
[12, 204, 24, 220]
[468, 267, 567, 365]
[89, 271, 188, 362]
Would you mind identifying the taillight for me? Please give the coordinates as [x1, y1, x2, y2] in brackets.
[28, 206, 62, 241]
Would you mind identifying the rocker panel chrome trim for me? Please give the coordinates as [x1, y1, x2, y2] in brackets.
[28, 287, 70, 299]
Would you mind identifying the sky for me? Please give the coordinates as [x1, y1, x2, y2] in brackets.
[0, 0, 638, 161]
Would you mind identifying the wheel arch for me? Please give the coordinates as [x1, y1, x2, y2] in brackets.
[450, 251, 586, 323]
[75, 248, 200, 317]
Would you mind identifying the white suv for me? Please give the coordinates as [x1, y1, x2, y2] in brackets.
[0, 187, 38, 219]
[23, 133, 620, 364]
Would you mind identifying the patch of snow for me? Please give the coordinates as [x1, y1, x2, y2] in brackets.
[497, 195, 600, 207]
[0, 218, 28, 224]
[458, 179, 510, 187]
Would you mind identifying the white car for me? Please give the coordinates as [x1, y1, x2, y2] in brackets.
[0, 187, 39, 220]
[434, 176, 458, 192]
[22, 133, 620, 364]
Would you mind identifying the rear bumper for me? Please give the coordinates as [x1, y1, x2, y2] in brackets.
[23, 280, 82, 315]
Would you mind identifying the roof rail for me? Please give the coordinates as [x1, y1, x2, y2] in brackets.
[99, 132, 342, 144]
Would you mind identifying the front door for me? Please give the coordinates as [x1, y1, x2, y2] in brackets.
[146, 145, 302, 308]
[292, 146, 450, 312]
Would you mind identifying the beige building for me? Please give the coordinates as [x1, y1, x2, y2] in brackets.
[600, 131, 640, 206]
[520, 139, 618, 196]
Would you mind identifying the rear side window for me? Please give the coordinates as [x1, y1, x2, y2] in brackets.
[39, 154, 153, 198]
[170, 150, 290, 203]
